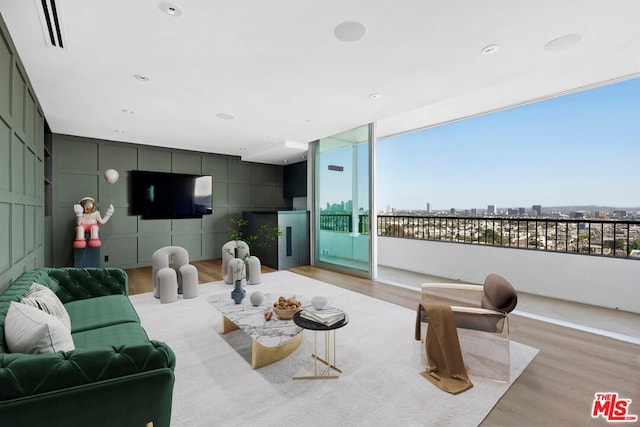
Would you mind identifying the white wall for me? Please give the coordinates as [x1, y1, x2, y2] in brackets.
[379, 236, 640, 314]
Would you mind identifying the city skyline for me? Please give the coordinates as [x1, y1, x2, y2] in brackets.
[376, 77, 640, 211]
[381, 203, 640, 214]
[318, 197, 640, 215]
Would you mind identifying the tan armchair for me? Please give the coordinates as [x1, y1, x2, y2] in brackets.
[416, 274, 517, 382]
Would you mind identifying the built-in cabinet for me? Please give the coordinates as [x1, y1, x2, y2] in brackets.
[243, 211, 309, 270]
[283, 161, 307, 198]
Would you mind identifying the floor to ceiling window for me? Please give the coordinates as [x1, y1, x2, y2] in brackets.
[374, 76, 640, 290]
[313, 124, 372, 275]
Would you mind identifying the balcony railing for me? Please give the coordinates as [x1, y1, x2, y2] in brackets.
[320, 213, 640, 259]
[320, 214, 370, 234]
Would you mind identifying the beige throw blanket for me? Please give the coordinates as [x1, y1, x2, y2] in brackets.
[415, 304, 473, 394]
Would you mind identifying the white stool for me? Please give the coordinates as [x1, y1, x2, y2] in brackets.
[227, 258, 246, 285]
[158, 268, 178, 304]
[222, 240, 249, 284]
[152, 246, 199, 302]
[179, 264, 198, 299]
[246, 256, 261, 285]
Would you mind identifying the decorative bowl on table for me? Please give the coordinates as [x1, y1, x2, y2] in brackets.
[273, 296, 302, 320]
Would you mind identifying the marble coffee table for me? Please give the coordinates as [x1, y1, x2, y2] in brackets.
[207, 293, 303, 369]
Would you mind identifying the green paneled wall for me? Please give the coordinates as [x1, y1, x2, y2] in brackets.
[0, 12, 292, 282]
[0, 16, 45, 291]
[51, 134, 290, 268]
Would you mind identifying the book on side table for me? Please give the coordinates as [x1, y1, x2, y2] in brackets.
[300, 306, 346, 326]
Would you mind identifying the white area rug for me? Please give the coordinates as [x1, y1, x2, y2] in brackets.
[129, 271, 539, 427]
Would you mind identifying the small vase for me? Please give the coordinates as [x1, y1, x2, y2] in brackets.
[231, 279, 245, 304]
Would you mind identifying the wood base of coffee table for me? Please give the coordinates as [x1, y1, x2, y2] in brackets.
[222, 315, 303, 369]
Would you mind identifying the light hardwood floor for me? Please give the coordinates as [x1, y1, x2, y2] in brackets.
[127, 260, 640, 426]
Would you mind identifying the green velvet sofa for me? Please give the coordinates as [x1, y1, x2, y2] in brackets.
[0, 268, 176, 427]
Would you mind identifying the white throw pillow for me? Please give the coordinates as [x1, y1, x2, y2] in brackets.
[4, 302, 75, 354]
[21, 282, 72, 330]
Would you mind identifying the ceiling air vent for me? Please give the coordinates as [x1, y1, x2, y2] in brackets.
[38, 0, 65, 49]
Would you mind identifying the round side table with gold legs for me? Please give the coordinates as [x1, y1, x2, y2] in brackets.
[292, 311, 349, 380]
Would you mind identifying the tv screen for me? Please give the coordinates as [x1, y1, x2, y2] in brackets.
[130, 170, 212, 219]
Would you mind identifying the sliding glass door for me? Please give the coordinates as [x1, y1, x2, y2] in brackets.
[313, 124, 373, 276]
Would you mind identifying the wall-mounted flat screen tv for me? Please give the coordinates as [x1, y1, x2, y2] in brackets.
[130, 170, 212, 219]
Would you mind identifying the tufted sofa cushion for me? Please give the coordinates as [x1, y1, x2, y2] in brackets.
[72, 323, 149, 349]
[65, 295, 140, 333]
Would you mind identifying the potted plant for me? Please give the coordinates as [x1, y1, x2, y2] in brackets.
[223, 218, 282, 285]
[226, 218, 282, 255]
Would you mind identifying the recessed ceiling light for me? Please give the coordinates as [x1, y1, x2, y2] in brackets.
[216, 113, 235, 120]
[159, 2, 182, 17]
[121, 109, 135, 114]
[239, 147, 247, 151]
[481, 44, 500, 55]
[114, 130, 125, 134]
[134, 74, 151, 82]
[369, 93, 381, 99]
[544, 34, 582, 53]
[283, 160, 289, 163]
[334, 21, 366, 42]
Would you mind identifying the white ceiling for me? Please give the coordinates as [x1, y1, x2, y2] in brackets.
[1, 0, 639, 165]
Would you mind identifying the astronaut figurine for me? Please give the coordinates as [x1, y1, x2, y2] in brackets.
[72, 197, 115, 249]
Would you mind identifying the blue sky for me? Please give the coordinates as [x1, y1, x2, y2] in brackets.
[376, 77, 640, 211]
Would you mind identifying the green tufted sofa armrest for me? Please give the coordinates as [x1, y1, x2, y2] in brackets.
[0, 340, 175, 401]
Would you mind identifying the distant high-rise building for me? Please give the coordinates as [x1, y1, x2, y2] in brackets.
[450, 208, 456, 214]
[426, 202, 431, 213]
[532, 205, 542, 216]
[471, 208, 477, 215]
[596, 211, 608, 219]
[488, 205, 496, 215]
[519, 207, 525, 215]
